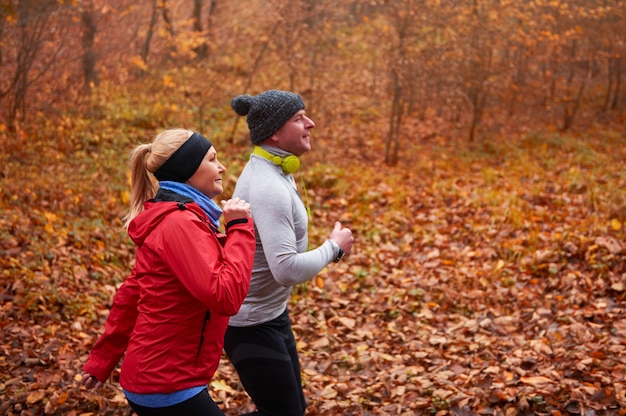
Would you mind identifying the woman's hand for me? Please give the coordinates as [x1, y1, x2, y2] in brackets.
[82, 373, 103, 390]
[221, 197, 252, 223]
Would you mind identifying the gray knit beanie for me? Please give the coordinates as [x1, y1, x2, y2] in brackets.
[231, 90, 305, 144]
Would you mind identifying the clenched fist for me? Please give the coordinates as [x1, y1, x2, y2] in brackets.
[330, 221, 353, 256]
[221, 197, 252, 223]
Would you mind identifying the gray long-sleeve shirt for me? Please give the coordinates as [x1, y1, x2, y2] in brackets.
[228, 146, 339, 327]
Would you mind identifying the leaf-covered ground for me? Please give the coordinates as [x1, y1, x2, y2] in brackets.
[1, 127, 625, 415]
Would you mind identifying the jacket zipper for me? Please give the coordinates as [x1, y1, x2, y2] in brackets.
[195, 310, 211, 366]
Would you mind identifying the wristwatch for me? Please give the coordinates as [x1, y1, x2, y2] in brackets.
[334, 247, 345, 263]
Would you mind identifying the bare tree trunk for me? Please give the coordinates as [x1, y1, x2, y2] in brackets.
[465, 0, 491, 142]
[207, 0, 218, 26]
[192, 0, 203, 32]
[562, 74, 588, 131]
[192, 0, 208, 59]
[611, 58, 622, 110]
[508, 44, 526, 117]
[4, 0, 56, 128]
[385, 69, 402, 166]
[0, 6, 5, 65]
[194, 0, 218, 60]
[561, 40, 588, 131]
[160, 0, 175, 37]
[140, 0, 159, 72]
[383, 0, 415, 166]
[160, 0, 177, 62]
[81, 0, 98, 94]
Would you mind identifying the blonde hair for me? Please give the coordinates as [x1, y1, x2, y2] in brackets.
[123, 128, 193, 229]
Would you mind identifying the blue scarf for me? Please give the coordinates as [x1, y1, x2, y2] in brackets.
[159, 181, 222, 228]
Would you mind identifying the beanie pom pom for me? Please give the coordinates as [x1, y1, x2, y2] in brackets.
[231, 95, 251, 116]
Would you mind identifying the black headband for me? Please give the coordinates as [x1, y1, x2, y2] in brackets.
[154, 132, 212, 182]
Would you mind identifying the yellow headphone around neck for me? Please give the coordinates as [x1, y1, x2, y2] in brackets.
[253, 146, 300, 174]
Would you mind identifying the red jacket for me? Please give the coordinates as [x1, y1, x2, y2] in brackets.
[82, 196, 255, 393]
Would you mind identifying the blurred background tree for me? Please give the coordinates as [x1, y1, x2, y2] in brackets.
[1, 0, 625, 164]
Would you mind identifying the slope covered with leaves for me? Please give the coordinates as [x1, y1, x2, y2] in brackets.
[1, 114, 625, 415]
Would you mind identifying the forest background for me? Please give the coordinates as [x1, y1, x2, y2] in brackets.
[1, 0, 625, 415]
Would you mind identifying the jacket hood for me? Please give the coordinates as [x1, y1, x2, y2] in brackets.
[128, 190, 208, 246]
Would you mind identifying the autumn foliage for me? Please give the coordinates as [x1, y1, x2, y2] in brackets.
[1, 0, 626, 415]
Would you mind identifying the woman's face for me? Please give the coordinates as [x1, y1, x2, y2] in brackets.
[186, 146, 225, 198]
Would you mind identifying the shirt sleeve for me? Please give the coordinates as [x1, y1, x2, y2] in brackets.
[250, 178, 336, 287]
[82, 268, 140, 383]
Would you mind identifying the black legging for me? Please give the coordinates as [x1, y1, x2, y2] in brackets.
[127, 388, 223, 416]
[224, 308, 306, 416]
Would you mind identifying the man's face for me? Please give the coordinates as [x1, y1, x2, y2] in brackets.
[272, 110, 316, 156]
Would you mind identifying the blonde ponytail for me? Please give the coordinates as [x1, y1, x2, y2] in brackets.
[122, 129, 193, 229]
